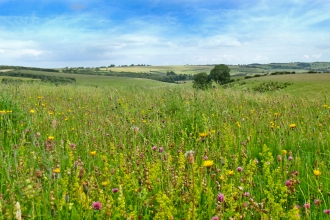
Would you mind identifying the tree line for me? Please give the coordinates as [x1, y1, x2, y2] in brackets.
[0, 72, 76, 84]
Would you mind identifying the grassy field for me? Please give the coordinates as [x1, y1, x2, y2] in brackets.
[0, 70, 330, 219]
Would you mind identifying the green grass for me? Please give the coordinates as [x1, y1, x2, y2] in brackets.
[0, 68, 330, 219]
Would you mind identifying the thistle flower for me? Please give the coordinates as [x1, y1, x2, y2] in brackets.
[92, 201, 102, 210]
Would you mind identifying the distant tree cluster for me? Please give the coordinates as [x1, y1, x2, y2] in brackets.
[193, 64, 231, 89]
[0, 72, 76, 84]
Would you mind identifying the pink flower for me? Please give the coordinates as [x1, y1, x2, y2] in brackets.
[243, 192, 250, 197]
[217, 193, 225, 203]
[237, 167, 243, 172]
[303, 203, 310, 209]
[204, 156, 209, 160]
[288, 156, 293, 161]
[211, 216, 219, 220]
[314, 199, 321, 206]
[159, 147, 164, 153]
[112, 188, 119, 193]
[92, 201, 102, 210]
[152, 146, 157, 151]
[285, 180, 292, 187]
[324, 210, 330, 214]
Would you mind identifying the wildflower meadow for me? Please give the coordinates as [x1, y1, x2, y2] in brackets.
[0, 76, 330, 219]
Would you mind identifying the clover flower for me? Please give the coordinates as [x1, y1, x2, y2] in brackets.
[92, 201, 102, 210]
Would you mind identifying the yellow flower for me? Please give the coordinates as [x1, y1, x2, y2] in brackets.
[90, 151, 97, 156]
[101, 181, 108, 186]
[48, 136, 54, 140]
[30, 109, 35, 114]
[282, 150, 287, 155]
[199, 132, 208, 138]
[227, 170, 234, 176]
[314, 169, 321, 177]
[53, 168, 60, 173]
[219, 175, 224, 181]
[290, 124, 296, 129]
[202, 160, 214, 168]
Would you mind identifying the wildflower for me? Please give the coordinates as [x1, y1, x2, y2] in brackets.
[204, 156, 209, 160]
[303, 203, 310, 209]
[236, 122, 241, 128]
[112, 188, 119, 193]
[217, 193, 225, 202]
[282, 150, 287, 155]
[203, 160, 214, 168]
[48, 136, 54, 140]
[211, 216, 219, 220]
[227, 170, 234, 176]
[243, 192, 250, 197]
[290, 124, 296, 129]
[101, 181, 108, 187]
[185, 150, 195, 164]
[199, 132, 208, 138]
[152, 146, 157, 151]
[314, 199, 321, 206]
[285, 180, 292, 187]
[15, 202, 22, 220]
[30, 109, 35, 114]
[288, 156, 293, 161]
[158, 147, 164, 153]
[237, 167, 243, 172]
[90, 151, 97, 156]
[92, 201, 102, 210]
[53, 168, 60, 173]
[314, 169, 321, 177]
[324, 210, 330, 214]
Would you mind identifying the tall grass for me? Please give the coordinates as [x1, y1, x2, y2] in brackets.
[0, 82, 329, 219]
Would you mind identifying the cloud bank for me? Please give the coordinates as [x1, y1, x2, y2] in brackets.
[0, 0, 329, 67]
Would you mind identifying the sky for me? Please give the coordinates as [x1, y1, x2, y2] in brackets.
[0, 0, 329, 68]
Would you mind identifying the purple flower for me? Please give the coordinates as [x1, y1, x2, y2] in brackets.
[285, 180, 292, 187]
[204, 156, 209, 160]
[112, 188, 119, 193]
[211, 216, 219, 220]
[237, 167, 243, 172]
[92, 201, 102, 210]
[152, 146, 157, 151]
[324, 210, 330, 214]
[159, 147, 164, 153]
[288, 156, 293, 161]
[217, 193, 225, 203]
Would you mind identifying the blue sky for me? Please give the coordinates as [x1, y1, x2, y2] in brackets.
[0, 0, 329, 67]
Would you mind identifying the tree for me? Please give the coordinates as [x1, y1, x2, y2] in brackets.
[193, 72, 212, 90]
[209, 64, 231, 85]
